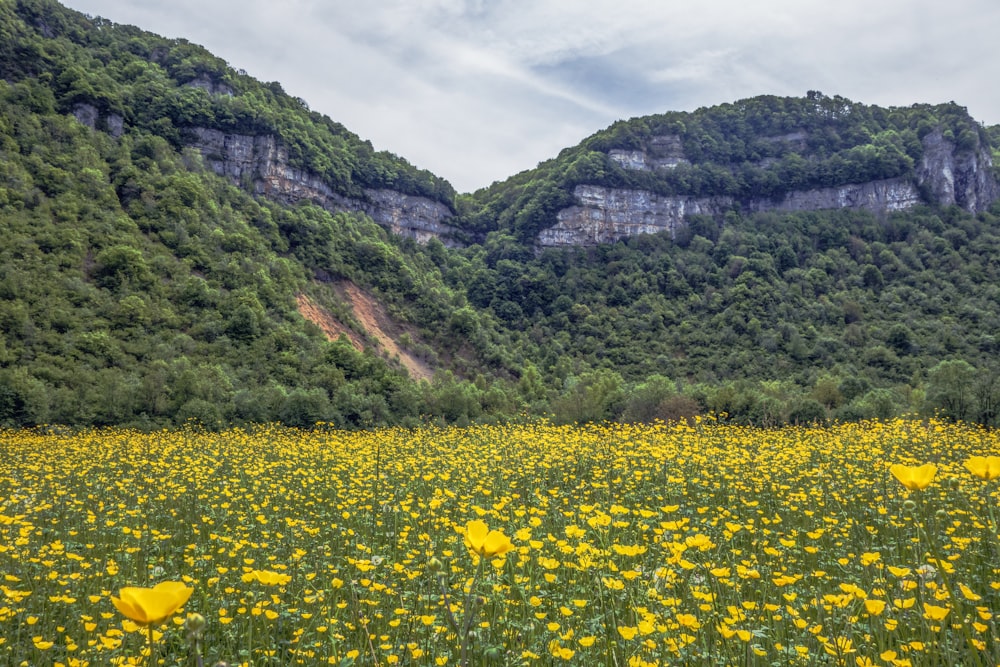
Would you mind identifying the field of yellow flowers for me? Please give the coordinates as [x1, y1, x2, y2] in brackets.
[1, 419, 999, 666]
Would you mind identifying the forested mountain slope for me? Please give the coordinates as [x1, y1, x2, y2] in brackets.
[3, 0, 1000, 429]
[464, 93, 999, 245]
[0, 0, 515, 428]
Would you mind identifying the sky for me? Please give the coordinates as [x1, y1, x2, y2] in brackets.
[63, 0, 1000, 193]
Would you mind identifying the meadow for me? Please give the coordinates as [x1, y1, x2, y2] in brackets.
[1, 419, 998, 666]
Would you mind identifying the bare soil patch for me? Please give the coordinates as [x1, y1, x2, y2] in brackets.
[296, 287, 435, 382]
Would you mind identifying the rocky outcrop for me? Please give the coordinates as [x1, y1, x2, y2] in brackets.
[186, 127, 463, 246]
[362, 190, 457, 244]
[539, 186, 731, 247]
[542, 128, 999, 247]
[608, 134, 688, 171]
[71, 103, 124, 138]
[917, 129, 1000, 212]
[186, 75, 234, 97]
[751, 178, 921, 215]
[541, 178, 929, 247]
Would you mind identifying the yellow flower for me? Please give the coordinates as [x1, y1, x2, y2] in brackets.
[922, 602, 950, 621]
[464, 519, 514, 558]
[964, 455, 1000, 481]
[889, 463, 937, 490]
[111, 581, 193, 626]
[863, 599, 886, 616]
[242, 569, 291, 586]
[548, 639, 575, 660]
[32, 636, 54, 650]
[958, 583, 982, 601]
[676, 613, 701, 630]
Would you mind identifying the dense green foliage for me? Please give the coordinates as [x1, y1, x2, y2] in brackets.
[3, 0, 1000, 429]
[457, 205, 1000, 424]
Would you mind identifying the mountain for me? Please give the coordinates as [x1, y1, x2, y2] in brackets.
[465, 93, 999, 245]
[3, 0, 1000, 429]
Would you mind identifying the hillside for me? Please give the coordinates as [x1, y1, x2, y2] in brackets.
[3, 0, 1000, 429]
[463, 93, 999, 244]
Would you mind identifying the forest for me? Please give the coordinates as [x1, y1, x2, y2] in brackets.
[2, 0, 1000, 429]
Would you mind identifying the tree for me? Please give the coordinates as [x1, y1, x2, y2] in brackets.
[622, 375, 676, 423]
[925, 359, 977, 421]
[973, 367, 1000, 428]
[551, 370, 625, 424]
[856, 388, 899, 420]
[886, 324, 914, 356]
[93, 245, 152, 291]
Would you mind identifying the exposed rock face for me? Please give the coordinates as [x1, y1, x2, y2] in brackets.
[539, 186, 731, 247]
[186, 127, 463, 245]
[186, 75, 234, 97]
[542, 178, 927, 247]
[363, 190, 457, 244]
[542, 127, 999, 247]
[917, 129, 1000, 212]
[71, 103, 124, 137]
[608, 134, 688, 171]
[751, 178, 921, 215]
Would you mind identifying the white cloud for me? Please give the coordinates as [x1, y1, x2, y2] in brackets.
[62, 0, 1000, 192]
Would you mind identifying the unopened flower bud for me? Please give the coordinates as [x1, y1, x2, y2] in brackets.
[427, 557, 443, 573]
[185, 612, 206, 636]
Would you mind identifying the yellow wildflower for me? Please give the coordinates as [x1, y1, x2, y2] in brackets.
[464, 519, 514, 558]
[889, 463, 936, 490]
[964, 455, 1000, 480]
[111, 581, 193, 626]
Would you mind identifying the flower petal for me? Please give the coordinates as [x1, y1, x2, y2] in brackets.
[111, 593, 147, 624]
[113, 582, 192, 626]
[965, 455, 1000, 481]
[889, 463, 936, 490]
[465, 519, 489, 554]
[483, 530, 514, 557]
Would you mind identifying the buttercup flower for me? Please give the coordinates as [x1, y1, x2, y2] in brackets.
[964, 455, 1000, 481]
[242, 569, 292, 586]
[464, 519, 514, 558]
[111, 581, 193, 626]
[889, 463, 937, 490]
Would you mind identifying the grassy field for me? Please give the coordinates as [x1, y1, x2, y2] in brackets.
[1, 419, 999, 666]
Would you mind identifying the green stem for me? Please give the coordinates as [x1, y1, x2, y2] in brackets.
[437, 573, 462, 635]
[146, 624, 156, 666]
[459, 557, 486, 667]
[915, 492, 984, 667]
[981, 480, 1000, 561]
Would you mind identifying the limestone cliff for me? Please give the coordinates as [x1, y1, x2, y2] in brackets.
[917, 129, 1000, 212]
[186, 127, 463, 246]
[538, 187, 732, 247]
[751, 178, 921, 215]
[538, 178, 926, 247]
[542, 128, 999, 247]
[72, 103, 124, 138]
